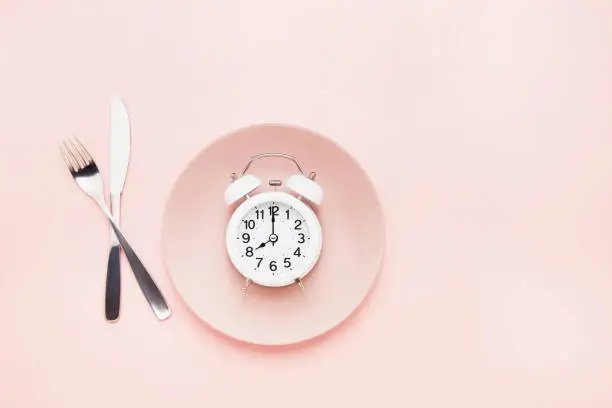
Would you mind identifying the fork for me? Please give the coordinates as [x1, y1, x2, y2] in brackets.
[60, 137, 171, 321]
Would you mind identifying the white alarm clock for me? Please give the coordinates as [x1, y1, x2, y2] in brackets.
[224, 153, 323, 292]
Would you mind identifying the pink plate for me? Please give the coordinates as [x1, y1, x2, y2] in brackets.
[161, 124, 385, 345]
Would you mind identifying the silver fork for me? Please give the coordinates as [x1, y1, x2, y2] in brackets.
[60, 137, 171, 321]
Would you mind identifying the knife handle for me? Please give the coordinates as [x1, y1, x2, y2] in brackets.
[106, 193, 122, 321]
[105, 245, 121, 321]
[107, 219, 172, 320]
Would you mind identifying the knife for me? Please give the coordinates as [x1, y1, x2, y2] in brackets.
[105, 96, 131, 321]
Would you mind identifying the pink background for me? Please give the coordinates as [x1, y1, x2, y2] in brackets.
[1, 0, 612, 407]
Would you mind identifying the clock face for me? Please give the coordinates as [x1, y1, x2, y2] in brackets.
[226, 192, 322, 287]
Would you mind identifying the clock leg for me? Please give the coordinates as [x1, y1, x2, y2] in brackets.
[295, 278, 305, 291]
[241, 278, 252, 295]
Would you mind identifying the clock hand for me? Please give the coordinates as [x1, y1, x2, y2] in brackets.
[271, 213, 276, 237]
[255, 233, 278, 250]
[255, 240, 269, 250]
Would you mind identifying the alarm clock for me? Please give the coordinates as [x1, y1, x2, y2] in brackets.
[224, 153, 323, 293]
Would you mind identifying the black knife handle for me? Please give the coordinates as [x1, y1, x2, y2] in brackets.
[105, 245, 121, 321]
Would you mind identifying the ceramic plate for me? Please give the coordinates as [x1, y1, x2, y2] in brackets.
[161, 124, 385, 345]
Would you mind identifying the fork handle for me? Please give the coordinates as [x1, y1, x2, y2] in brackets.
[105, 215, 171, 320]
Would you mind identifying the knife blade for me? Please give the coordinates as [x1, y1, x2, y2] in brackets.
[105, 96, 131, 321]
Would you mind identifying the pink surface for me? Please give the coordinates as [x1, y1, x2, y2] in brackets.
[2, 0, 612, 407]
[162, 124, 384, 345]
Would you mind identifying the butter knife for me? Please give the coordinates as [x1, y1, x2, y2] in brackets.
[105, 96, 131, 321]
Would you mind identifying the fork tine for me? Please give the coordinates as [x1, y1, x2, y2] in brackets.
[59, 142, 72, 171]
[71, 136, 93, 165]
[60, 140, 79, 171]
[66, 138, 86, 169]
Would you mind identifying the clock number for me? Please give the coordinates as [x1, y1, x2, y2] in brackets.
[242, 233, 250, 243]
[245, 247, 254, 257]
[269, 261, 277, 271]
[269, 205, 279, 217]
[256, 257, 263, 268]
[285, 209, 290, 220]
[294, 219, 302, 230]
[243, 219, 255, 229]
[293, 247, 301, 257]
[284, 258, 291, 268]
[298, 233, 305, 244]
[256, 209, 264, 220]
